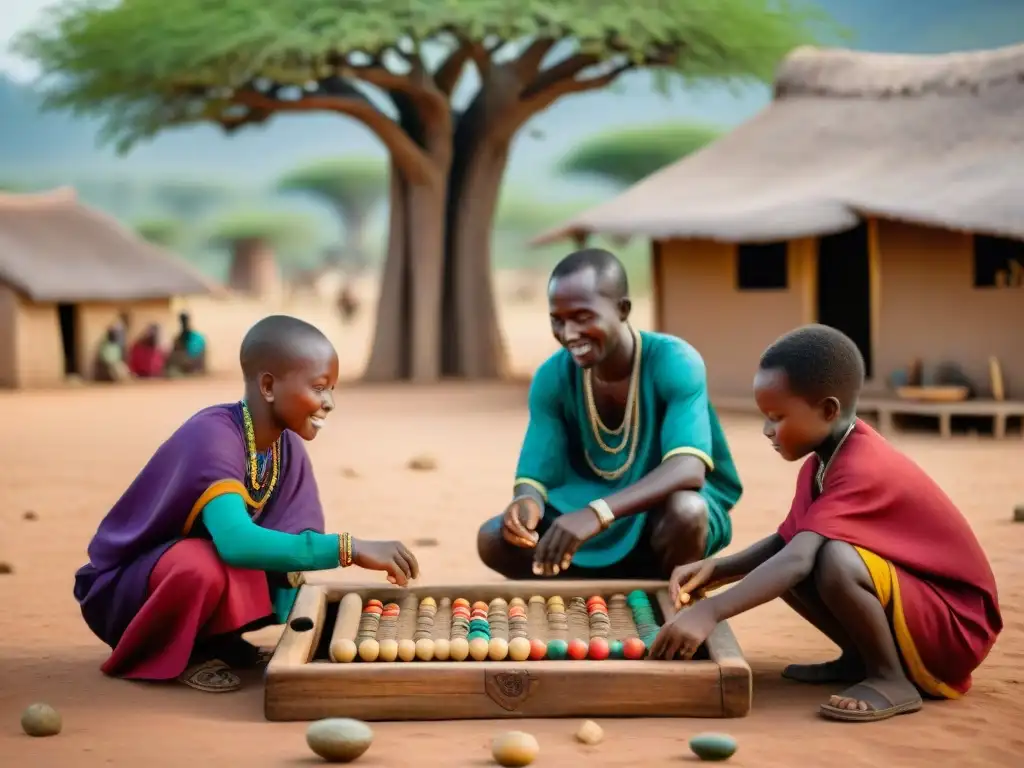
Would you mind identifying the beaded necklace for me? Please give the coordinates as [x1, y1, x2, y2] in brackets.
[581, 328, 643, 481]
[815, 421, 856, 494]
[240, 400, 281, 505]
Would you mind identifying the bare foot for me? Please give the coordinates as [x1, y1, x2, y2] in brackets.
[819, 677, 922, 722]
[782, 653, 864, 684]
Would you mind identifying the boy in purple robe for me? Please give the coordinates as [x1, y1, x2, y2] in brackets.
[74, 315, 420, 692]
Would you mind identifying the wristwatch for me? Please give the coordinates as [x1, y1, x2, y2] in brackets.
[588, 499, 615, 530]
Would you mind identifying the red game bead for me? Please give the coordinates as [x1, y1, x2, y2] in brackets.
[508, 606, 527, 618]
[452, 598, 470, 609]
[586, 596, 606, 609]
[567, 639, 589, 660]
[381, 603, 401, 617]
[365, 599, 383, 609]
[588, 637, 610, 660]
[529, 638, 548, 660]
[622, 637, 646, 660]
[364, 604, 383, 615]
[471, 601, 489, 613]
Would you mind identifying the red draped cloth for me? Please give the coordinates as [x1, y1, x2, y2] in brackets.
[778, 420, 1002, 697]
[101, 539, 272, 680]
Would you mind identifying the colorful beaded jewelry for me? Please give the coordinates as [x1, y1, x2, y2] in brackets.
[240, 400, 281, 505]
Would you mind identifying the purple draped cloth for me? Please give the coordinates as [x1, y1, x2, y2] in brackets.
[74, 402, 325, 648]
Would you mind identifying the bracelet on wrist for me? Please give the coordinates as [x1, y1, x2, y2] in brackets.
[339, 532, 354, 567]
[587, 498, 615, 530]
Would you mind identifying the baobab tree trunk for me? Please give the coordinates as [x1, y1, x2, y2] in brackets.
[228, 237, 281, 299]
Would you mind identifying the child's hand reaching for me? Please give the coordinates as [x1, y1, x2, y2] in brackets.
[669, 559, 716, 609]
[351, 539, 420, 586]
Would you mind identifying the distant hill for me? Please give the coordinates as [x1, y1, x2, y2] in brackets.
[1, 0, 1021, 197]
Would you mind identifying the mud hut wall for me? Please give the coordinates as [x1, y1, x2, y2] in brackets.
[653, 238, 814, 398]
[0, 284, 20, 387]
[873, 220, 1024, 399]
[3, 290, 65, 387]
[75, 299, 174, 378]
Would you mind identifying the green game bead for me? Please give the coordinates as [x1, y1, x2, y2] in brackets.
[468, 631, 490, 641]
[546, 639, 568, 660]
[689, 733, 738, 761]
[609, 640, 624, 659]
[626, 590, 647, 605]
[469, 619, 490, 631]
[642, 632, 658, 650]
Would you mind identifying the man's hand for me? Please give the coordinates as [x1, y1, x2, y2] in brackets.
[501, 496, 542, 548]
[351, 539, 420, 586]
[669, 560, 716, 609]
[532, 509, 603, 576]
[648, 600, 718, 660]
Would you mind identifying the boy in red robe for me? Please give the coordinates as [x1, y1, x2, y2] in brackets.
[650, 324, 1002, 723]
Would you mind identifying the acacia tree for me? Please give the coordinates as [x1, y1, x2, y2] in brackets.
[276, 157, 387, 271]
[208, 210, 318, 296]
[15, 0, 823, 381]
[559, 121, 724, 189]
[135, 216, 185, 249]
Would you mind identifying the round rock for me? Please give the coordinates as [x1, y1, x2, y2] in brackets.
[21, 703, 62, 737]
[491, 731, 539, 767]
[689, 732, 737, 762]
[307, 718, 373, 763]
[574, 719, 603, 745]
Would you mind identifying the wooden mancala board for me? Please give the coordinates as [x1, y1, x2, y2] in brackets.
[264, 580, 752, 721]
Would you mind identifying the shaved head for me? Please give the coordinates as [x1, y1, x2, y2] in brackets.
[239, 315, 335, 380]
[549, 248, 629, 300]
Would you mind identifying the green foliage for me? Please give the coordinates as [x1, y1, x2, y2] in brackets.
[134, 216, 185, 248]
[206, 209, 320, 249]
[495, 190, 601, 234]
[559, 121, 724, 187]
[151, 179, 234, 220]
[14, 0, 829, 152]
[276, 156, 387, 219]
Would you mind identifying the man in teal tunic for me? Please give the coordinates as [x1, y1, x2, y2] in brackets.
[478, 248, 743, 579]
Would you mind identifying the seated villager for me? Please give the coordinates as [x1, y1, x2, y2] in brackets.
[477, 248, 743, 579]
[650, 325, 1002, 724]
[74, 315, 420, 692]
[94, 327, 130, 383]
[127, 324, 167, 379]
[166, 312, 207, 377]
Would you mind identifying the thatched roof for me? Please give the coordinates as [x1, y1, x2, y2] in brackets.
[535, 42, 1024, 245]
[0, 187, 218, 302]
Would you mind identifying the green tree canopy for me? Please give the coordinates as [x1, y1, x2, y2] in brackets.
[134, 216, 185, 248]
[559, 121, 725, 188]
[14, 0, 829, 381]
[206, 210, 319, 250]
[151, 178, 234, 221]
[277, 157, 387, 220]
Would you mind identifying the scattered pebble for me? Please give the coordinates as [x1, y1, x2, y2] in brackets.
[0, 562, 13, 575]
[413, 537, 439, 548]
[340, 467, 360, 479]
[574, 719, 603, 745]
[306, 718, 373, 763]
[21, 703, 62, 737]
[1013, 505, 1024, 523]
[491, 731, 539, 767]
[689, 732, 737, 762]
[23, 510, 38, 521]
[407, 454, 437, 471]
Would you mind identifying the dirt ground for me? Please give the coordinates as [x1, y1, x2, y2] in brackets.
[1, 292, 1021, 766]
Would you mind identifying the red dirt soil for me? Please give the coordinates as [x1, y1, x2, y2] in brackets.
[0, 305, 1021, 766]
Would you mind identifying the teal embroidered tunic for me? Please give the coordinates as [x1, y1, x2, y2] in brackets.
[514, 331, 743, 568]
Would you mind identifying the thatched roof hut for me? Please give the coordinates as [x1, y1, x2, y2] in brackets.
[0, 188, 217, 387]
[535, 43, 1024, 405]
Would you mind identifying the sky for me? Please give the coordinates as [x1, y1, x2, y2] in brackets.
[0, 1, 47, 81]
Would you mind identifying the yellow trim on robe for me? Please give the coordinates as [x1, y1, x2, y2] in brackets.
[854, 546, 962, 700]
[181, 479, 265, 536]
[513, 477, 549, 502]
[662, 446, 715, 472]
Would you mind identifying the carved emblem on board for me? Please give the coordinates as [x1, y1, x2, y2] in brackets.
[484, 670, 534, 711]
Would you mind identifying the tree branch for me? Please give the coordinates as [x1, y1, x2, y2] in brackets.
[434, 43, 472, 96]
[514, 39, 556, 79]
[520, 53, 598, 99]
[227, 81, 435, 184]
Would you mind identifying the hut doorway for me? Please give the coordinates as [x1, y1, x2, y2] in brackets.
[817, 223, 873, 378]
[57, 302, 80, 376]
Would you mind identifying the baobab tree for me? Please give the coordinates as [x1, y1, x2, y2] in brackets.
[276, 157, 387, 272]
[559, 121, 725, 189]
[15, 0, 824, 381]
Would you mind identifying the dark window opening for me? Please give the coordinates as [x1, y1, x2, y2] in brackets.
[736, 242, 788, 290]
[973, 235, 1024, 287]
[57, 303, 80, 376]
